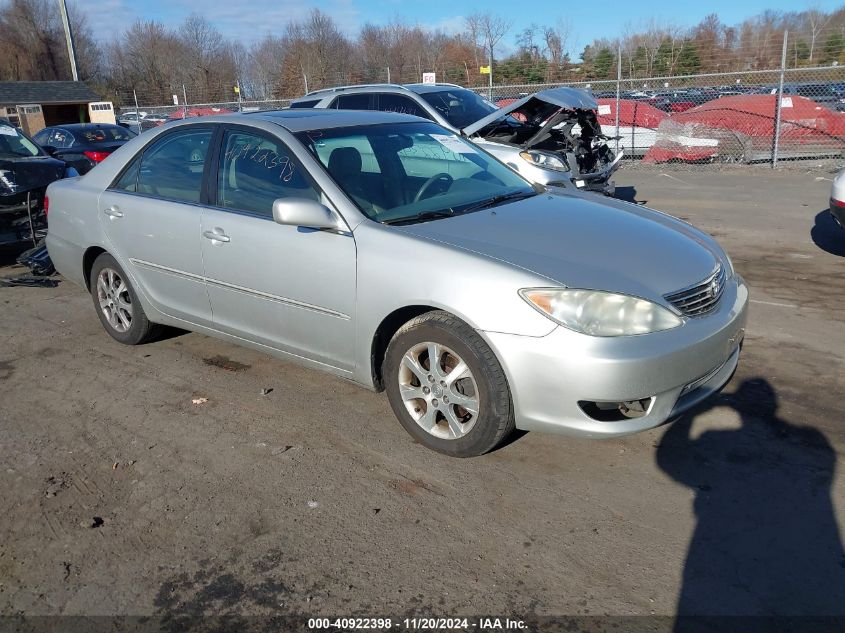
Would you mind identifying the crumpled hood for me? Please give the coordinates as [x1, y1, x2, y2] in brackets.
[397, 193, 722, 299]
[463, 87, 599, 137]
[0, 156, 66, 196]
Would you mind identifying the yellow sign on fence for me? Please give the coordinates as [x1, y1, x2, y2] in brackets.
[479, 66, 490, 74]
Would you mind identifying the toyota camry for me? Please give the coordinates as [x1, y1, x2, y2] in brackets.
[46, 110, 748, 457]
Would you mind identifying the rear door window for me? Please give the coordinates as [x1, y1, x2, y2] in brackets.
[136, 128, 213, 203]
[216, 129, 319, 218]
[331, 93, 372, 110]
[112, 158, 141, 192]
[49, 129, 73, 148]
[375, 94, 430, 119]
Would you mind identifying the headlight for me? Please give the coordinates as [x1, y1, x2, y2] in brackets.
[519, 150, 569, 172]
[0, 169, 18, 194]
[519, 288, 683, 336]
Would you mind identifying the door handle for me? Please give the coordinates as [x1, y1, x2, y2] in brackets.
[203, 229, 230, 243]
[103, 205, 123, 219]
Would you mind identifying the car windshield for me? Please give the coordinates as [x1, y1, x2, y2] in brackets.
[297, 121, 535, 225]
[418, 89, 499, 129]
[76, 126, 135, 143]
[0, 123, 42, 158]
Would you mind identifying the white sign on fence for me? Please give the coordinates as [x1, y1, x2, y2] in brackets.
[422, 72, 436, 84]
[172, 94, 179, 105]
[598, 104, 612, 115]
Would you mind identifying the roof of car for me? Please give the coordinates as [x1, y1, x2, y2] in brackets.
[403, 83, 470, 94]
[291, 82, 471, 102]
[44, 122, 124, 130]
[245, 108, 427, 131]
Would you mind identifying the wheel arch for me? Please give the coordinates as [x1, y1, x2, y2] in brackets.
[370, 305, 440, 392]
[82, 246, 108, 291]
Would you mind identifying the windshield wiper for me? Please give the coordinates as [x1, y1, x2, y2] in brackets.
[382, 210, 456, 226]
[458, 190, 536, 214]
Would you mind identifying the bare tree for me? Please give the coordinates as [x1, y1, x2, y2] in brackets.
[804, 5, 832, 61]
[467, 11, 510, 78]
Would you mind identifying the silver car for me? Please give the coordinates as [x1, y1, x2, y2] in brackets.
[290, 84, 620, 195]
[46, 110, 748, 457]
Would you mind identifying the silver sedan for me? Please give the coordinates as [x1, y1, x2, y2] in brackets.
[46, 110, 748, 457]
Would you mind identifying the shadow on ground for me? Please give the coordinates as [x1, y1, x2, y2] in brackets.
[811, 210, 845, 257]
[614, 185, 640, 204]
[657, 378, 845, 630]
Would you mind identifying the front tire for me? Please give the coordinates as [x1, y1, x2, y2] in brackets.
[384, 311, 514, 457]
[89, 253, 160, 345]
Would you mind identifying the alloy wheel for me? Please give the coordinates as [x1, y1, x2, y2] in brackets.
[96, 267, 133, 333]
[397, 341, 479, 440]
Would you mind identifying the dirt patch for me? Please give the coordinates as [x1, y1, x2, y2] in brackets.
[202, 355, 251, 372]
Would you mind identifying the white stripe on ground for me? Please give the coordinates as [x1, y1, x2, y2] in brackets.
[750, 299, 798, 309]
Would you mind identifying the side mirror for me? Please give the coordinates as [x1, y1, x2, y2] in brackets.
[272, 197, 337, 230]
[42, 145, 58, 156]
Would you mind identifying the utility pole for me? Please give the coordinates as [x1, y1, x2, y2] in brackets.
[58, 0, 79, 81]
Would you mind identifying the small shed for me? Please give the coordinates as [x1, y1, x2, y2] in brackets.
[0, 81, 102, 135]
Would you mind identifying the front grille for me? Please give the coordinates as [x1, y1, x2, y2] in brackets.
[664, 264, 726, 317]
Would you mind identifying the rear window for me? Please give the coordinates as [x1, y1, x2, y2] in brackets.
[75, 127, 135, 143]
[291, 99, 320, 109]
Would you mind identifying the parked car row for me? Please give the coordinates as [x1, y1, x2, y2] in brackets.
[594, 93, 845, 163]
[591, 82, 845, 113]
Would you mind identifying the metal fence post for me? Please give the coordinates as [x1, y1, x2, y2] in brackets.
[615, 44, 622, 156]
[182, 84, 188, 119]
[303, 73, 309, 94]
[488, 48, 493, 102]
[772, 30, 788, 167]
[133, 89, 139, 123]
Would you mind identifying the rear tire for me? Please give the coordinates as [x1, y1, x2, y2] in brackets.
[384, 311, 514, 457]
[89, 253, 160, 345]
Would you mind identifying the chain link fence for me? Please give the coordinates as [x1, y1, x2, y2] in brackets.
[112, 33, 845, 170]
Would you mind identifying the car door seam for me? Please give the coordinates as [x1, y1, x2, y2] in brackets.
[130, 258, 350, 320]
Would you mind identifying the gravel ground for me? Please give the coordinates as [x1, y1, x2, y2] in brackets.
[0, 167, 843, 626]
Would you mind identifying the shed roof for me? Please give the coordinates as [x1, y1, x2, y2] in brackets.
[0, 81, 100, 106]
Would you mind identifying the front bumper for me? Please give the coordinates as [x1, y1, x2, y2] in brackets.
[830, 197, 845, 229]
[482, 275, 749, 438]
[0, 189, 47, 246]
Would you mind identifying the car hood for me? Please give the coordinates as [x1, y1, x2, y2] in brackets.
[396, 193, 722, 299]
[463, 87, 599, 137]
[0, 155, 66, 196]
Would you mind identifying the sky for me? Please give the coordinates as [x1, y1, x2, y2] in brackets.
[77, 0, 845, 58]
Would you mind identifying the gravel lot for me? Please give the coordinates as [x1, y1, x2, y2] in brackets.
[1, 166, 844, 626]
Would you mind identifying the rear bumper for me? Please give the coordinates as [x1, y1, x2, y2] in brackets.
[482, 275, 749, 438]
[45, 231, 87, 287]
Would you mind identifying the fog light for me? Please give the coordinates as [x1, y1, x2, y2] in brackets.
[578, 398, 654, 422]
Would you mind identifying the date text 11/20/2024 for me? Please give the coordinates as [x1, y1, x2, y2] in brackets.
[307, 617, 528, 630]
